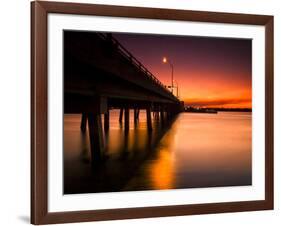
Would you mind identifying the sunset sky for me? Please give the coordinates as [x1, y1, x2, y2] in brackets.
[114, 33, 252, 108]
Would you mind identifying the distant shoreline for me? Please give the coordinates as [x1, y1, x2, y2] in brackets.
[208, 108, 252, 112]
[184, 107, 252, 113]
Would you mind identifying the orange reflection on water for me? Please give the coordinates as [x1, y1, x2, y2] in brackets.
[148, 124, 176, 190]
[64, 111, 252, 194]
[144, 112, 251, 190]
[149, 148, 174, 190]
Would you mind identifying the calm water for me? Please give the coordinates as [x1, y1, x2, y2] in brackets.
[64, 111, 252, 194]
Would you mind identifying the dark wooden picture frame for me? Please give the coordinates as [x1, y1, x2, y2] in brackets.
[31, 1, 274, 224]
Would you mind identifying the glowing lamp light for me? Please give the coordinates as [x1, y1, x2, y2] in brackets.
[162, 57, 167, 63]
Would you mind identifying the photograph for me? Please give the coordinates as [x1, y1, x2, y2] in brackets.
[63, 30, 252, 194]
[30, 1, 274, 224]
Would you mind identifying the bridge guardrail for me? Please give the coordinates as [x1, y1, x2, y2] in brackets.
[98, 33, 179, 101]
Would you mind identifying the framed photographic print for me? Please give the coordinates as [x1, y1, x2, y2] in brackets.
[31, 1, 274, 224]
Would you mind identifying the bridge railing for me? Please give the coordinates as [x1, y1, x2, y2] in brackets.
[97, 33, 178, 100]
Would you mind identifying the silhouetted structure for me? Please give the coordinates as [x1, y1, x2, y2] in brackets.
[64, 31, 183, 163]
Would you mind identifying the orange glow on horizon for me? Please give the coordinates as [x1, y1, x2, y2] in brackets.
[183, 97, 252, 108]
[114, 33, 252, 109]
[158, 71, 252, 108]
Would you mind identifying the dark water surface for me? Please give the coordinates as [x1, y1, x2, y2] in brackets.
[64, 111, 252, 194]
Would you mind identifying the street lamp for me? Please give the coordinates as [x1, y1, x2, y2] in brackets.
[162, 57, 174, 95]
[174, 80, 179, 98]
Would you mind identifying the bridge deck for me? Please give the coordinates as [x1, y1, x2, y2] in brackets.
[64, 31, 180, 113]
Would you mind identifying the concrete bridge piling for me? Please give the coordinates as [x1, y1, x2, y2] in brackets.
[65, 31, 184, 163]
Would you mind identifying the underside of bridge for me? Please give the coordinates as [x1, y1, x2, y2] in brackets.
[64, 30, 184, 163]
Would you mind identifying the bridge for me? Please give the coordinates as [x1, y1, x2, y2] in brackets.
[64, 30, 184, 162]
